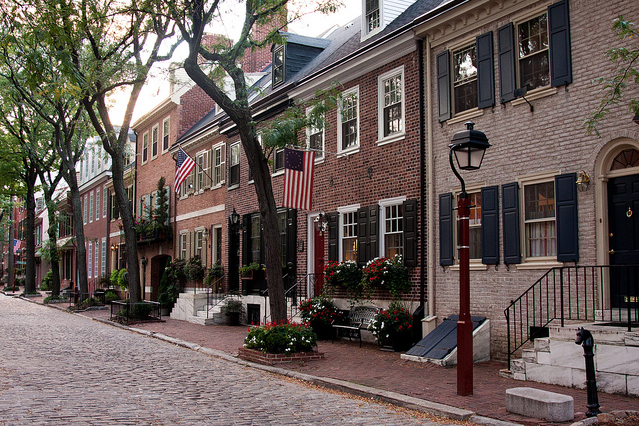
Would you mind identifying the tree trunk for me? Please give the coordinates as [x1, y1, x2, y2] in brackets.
[23, 165, 37, 294]
[46, 201, 62, 297]
[7, 203, 14, 290]
[65, 170, 88, 300]
[111, 154, 141, 303]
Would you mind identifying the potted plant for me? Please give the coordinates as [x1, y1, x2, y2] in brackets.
[299, 296, 342, 340]
[368, 301, 413, 352]
[157, 259, 184, 316]
[239, 262, 261, 280]
[204, 262, 224, 292]
[223, 297, 243, 326]
[185, 256, 205, 283]
[361, 255, 411, 299]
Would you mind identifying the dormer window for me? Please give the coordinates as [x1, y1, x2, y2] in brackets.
[272, 46, 284, 87]
[365, 0, 380, 34]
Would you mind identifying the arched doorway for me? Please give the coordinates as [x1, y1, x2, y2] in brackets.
[595, 139, 639, 308]
[150, 255, 170, 301]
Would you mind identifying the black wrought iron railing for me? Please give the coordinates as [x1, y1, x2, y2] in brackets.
[504, 265, 639, 367]
[205, 275, 228, 319]
[110, 300, 161, 325]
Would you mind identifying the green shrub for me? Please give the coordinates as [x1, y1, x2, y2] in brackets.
[39, 270, 53, 291]
[104, 290, 119, 303]
[244, 322, 317, 354]
[110, 269, 120, 287]
[117, 269, 128, 291]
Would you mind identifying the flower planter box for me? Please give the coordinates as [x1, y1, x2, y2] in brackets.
[238, 348, 324, 366]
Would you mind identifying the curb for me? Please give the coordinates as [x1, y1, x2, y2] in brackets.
[89, 314, 521, 425]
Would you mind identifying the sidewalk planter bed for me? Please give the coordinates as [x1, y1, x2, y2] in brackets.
[243, 322, 318, 361]
[299, 296, 342, 340]
[238, 347, 325, 365]
[369, 302, 414, 352]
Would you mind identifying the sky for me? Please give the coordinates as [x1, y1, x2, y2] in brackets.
[108, 1, 362, 124]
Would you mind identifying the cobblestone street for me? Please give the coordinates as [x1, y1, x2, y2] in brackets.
[0, 296, 463, 425]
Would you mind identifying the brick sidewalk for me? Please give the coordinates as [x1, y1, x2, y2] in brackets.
[73, 307, 638, 425]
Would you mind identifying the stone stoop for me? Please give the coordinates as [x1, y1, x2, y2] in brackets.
[503, 324, 639, 397]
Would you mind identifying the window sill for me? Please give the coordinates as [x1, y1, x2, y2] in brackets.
[337, 146, 360, 158]
[272, 170, 284, 177]
[512, 86, 557, 107]
[450, 262, 489, 271]
[376, 133, 405, 147]
[515, 259, 563, 270]
[227, 184, 240, 191]
[448, 108, 484, 125]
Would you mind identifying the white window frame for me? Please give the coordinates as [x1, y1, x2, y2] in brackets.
[83, 196, 87, 225]
[212, 224, 223, 265]
[179, 231, 188, 260]
[362, 0, 382, 40]
[162, 117, 170, 153]
[89, 192, 94, 223]
[101, 238, 106, 276]
[195, 149, 206, 194]
[212, 143, 226, 187]
[88, 243, 93, 278]
[337, 86, 360, 156]
[95, 189, 100, 222]
[337, 204, 360, 262]
[306, 106, 325, 163]
[377, 66, 405, 145]
[229, 142, 241, 188]
[194, 227, 205, 264]
[451, 187, 486, 270]
[517, 172, 562, 269]
[95, 241, 99, 279]
[379, 196, 406, 259]
[142, 131, 149, 164]
[151, 124, 159, 159]
[515, 9, 550, 92]
[451, 42, 479, 116]
[102, 187, 108, 218]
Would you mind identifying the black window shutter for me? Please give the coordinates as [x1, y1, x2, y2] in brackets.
[548, 0, 572, 87]
[476, 32, 495, 109]
[555, 173, 579, 262]
[437, 50, 451, 122]
[327, 212, 338, 262]
[497, 23, 516, 103]
[357, 207, 369, 266]
[286, 209, 297, 268]
[481, 186, 499, 265]
[502, 182, 521, 264]
[242, 213, 251, 265]
[368, 204, 379, 262]
[403, 199, 418, 267]
[439, 193, 453, 266]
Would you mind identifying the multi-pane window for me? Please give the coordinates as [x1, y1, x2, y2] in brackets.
[101, 239, 106, 276]
[518, 13, 549, 90]
[229, 142, 240, 186]
[339, 88, 359, 152]
[83, 196, 87, 224]
[524, 181, 556, 257]
[274, 149, 285, 172]
[152, 125, 159, 158]
[384, 204, 403, 258]
[88, 243, 93, 278]
[453, 44, 478, 113]
[457, 192, 482, 260]
[273, 46, 284, 86]
[342, 211, 358, 262]
[306, 108, 324, 161]
[179, 233, 188, 260]
[278, 211, 288, 262]
[95, 189, 100, 221]
[213, 226, 222, 264]
[380, 69, 404, 138]
[162, 118, 170, 152]
[196, 151, 205, 192]
[142, 132, 149, 163]
[251, 213, 261, 264]
[89, 192, 94, 223]
[110, 193, 119, 220]
[95, 241, 99, 279]
[213, 144, 226, 186]
[103, 187, 108, 218]
[195, 229, 205, 262]
[365, 0, 380, 34]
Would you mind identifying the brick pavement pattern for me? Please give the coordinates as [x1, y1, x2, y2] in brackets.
[0, 296, 463, 425]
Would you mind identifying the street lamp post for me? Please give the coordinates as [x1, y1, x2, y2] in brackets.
[449, 121, 490, 397]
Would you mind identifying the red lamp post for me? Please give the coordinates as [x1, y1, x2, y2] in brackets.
[449, 121, 490, 396]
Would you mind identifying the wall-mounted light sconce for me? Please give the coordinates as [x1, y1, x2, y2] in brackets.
[576, 170, 591, 192]
[314, 212, 328, 236]
[203, 227, 209, 240]
[367, 166, 373, 179]
[141, 256, 148, 267]
[297, 239, 305, 253]
[110, 244, 117, 251]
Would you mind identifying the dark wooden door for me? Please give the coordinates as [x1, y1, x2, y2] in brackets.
[608, 174, 639, 307]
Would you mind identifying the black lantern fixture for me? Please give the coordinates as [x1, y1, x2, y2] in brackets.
[449, 121, 491, 173]
[448, 121, 490, 397]
[229, 208, 240, 231]
[314, 212, 328, 236]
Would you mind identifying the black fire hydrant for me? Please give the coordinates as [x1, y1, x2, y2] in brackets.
[575, 328, 602, 417]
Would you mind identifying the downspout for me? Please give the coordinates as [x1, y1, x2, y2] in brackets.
[417, 38, 426, 314]
[426, 34, 435, 318]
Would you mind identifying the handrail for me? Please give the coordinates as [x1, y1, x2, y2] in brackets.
[504, 265, 639, 368]
[260, 273, 324, 324]
[205, 275, 226, 319]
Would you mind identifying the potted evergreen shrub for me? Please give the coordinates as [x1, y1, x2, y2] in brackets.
[223, 298, 243, 326]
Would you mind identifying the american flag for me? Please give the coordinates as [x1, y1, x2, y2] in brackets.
[282, 148, 315, 210]
[175, 147, 195, 193]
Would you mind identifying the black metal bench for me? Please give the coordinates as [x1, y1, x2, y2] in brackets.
[331, 306, 377, 347]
